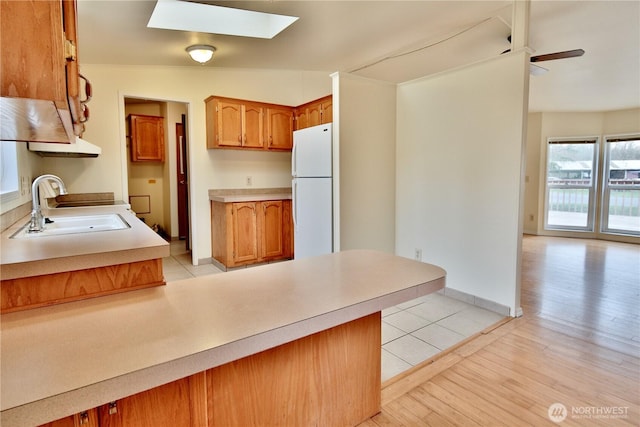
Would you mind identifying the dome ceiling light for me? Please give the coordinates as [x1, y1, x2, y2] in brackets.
[186, 45, 216, 64]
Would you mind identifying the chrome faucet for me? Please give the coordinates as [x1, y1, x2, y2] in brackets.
[29, 174, 68, 233]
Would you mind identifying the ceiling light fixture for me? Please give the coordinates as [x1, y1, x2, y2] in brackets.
[186, 45, 216, 64]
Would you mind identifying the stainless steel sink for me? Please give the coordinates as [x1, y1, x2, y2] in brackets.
[10, 213, 130, 239]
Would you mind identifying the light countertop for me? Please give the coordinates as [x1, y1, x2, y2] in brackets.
[209, 187, 292, 203]
[0, 250, 445, 427]
[0, 205, 169, 280]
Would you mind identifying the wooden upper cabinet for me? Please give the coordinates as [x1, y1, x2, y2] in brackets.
[294, 95, 333, 131]
[205, 95, 331, 150]
[0, 0, 89, 141]
[128, 114, 165, 162]
[266, 107, 293, 151]
[206, 97, 266, 149]
[1, 0, 66, 105]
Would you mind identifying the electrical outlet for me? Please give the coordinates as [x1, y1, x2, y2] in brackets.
[20, 176, 28, 196]
[529, 214, 534, 221]
[414, 248, 422, 261]
[246, 176, 253, 186]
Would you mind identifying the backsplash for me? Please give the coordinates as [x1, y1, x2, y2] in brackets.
[0, 201, 31, 233]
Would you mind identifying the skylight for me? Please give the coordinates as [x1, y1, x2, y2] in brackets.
[147, 0, 299, 39]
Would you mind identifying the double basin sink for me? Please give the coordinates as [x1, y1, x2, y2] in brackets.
[10, 213, 130, 239]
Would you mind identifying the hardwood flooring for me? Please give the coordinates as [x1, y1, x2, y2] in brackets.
[359, 235, 640, 426]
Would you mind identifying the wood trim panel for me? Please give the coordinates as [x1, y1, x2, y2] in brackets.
[206, 312, 381, 426]
[1, 259, 164, 313]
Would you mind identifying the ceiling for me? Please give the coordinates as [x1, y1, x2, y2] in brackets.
[77, 1, 640, 113]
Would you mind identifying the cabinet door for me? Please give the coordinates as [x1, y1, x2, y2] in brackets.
[242, 102, 264, 148]
[232, 203, 259, 263]
[62, 0, 88, 137]
[97, 376, 202, 427]
[129, 115, 165, 162]
[307, 101, 322, 128]
[0, 0, 66, 105]
[293, 107, 308, 131]
[320, 97, 333, 124]
[39, 409, 98, 427]
[266, 107, 293, 151]
[216, 99, 243, 147]
[282, 200, 294, 259]
[260, 201, 283, 259]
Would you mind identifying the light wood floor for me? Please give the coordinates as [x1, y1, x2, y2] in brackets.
[359, 235, 640, 426]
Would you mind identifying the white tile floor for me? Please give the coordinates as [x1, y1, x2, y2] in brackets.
[163, 241, 505, 382]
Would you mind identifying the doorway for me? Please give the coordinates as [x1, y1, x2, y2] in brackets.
[124, 97, 192, 251]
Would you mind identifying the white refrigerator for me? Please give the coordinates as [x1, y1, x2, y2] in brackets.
[292, 123, 333, 259]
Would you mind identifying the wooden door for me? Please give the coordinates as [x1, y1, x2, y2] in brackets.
[232, 203, 259, 263]
[242, 102, 264, 148]
[130, 115, 164, 161]
[216, 99, 243, 147]
[176, 119, 189, 244]
[266, 107, 293, 150]
[261, 201, 283, 259]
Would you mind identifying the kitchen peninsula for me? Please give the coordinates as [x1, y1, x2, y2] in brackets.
[1, 250, 445, 426]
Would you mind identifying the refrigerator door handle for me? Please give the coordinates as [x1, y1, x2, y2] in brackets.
[291, 141, 297, 177]
[292, 180, 297, 228]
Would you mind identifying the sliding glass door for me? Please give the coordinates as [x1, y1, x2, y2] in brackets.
[601, 136, 640, 236]
[544, 138, 598, 231]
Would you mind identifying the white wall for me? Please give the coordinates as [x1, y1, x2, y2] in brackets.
[333, 73, 397, 253]
[396, 52, 529, 316]
[524, 108, 640, 243]
[38, 64, 332, 263]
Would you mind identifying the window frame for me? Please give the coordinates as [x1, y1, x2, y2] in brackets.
[543, 136, 600, 233]
[600, 134, 640, 236]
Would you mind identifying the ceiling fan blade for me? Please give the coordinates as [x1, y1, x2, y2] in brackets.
[531, 49, 585, 63]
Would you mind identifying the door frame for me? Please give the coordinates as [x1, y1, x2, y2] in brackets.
[118, 91, 198, 265]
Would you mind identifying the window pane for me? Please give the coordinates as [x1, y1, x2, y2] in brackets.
[545, 141, 596, 231]
[547, 188, 590, 227]
[603, 139, 640, 235]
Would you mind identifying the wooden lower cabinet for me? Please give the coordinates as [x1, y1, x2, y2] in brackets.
[42, 313, 381, 427]
[211, 199, 293, 268]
